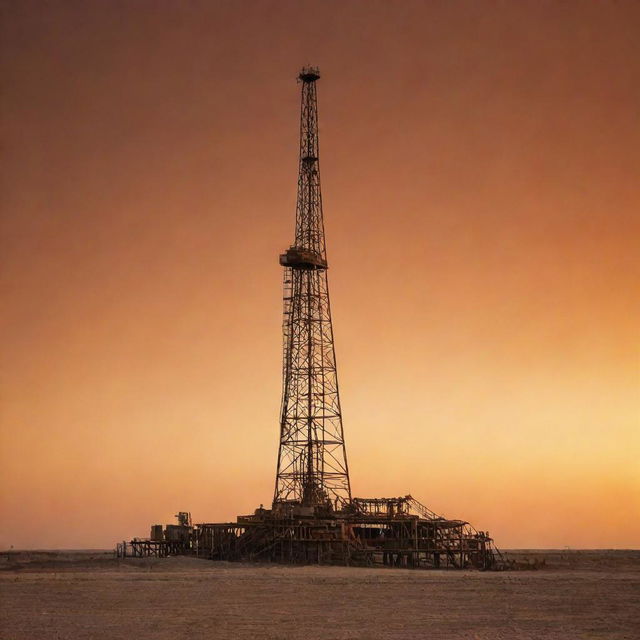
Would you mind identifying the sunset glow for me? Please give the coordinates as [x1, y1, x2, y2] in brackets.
[1, 1, 639, 549]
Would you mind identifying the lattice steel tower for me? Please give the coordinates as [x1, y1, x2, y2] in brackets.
[274, 67, 351, 509]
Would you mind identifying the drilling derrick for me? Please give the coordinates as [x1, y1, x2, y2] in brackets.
[125, 66, 504, 571]
[275, 67, 351, 510]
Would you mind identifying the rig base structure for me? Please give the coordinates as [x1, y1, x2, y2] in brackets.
[118, 497, 503, 570]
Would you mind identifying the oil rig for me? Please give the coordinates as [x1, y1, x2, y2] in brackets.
[117, 67, 501, 570]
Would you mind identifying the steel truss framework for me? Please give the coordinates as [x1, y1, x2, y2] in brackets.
[275, 67, 351, 508]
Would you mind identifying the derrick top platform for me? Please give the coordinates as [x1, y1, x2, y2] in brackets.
[298, 66, 320, 82]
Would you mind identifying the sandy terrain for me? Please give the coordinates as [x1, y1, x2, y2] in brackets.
[1, 550, 638, 639]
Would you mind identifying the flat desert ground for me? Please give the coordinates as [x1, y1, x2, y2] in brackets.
[1, 550, 638, 639]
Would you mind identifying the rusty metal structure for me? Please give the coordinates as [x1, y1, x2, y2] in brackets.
[117, 67, 502, 570]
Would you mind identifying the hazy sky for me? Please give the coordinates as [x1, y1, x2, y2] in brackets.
[1, 0, 639, 549]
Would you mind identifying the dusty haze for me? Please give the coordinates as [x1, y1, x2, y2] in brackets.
[1, 0, 639, 549]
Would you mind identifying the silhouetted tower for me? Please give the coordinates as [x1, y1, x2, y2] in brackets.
[274, 67, 351, 509]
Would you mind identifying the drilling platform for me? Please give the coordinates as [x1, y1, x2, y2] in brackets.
[117, 67, 501, 570]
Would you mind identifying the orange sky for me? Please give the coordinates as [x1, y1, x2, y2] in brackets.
[1, 1, 639, 549]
